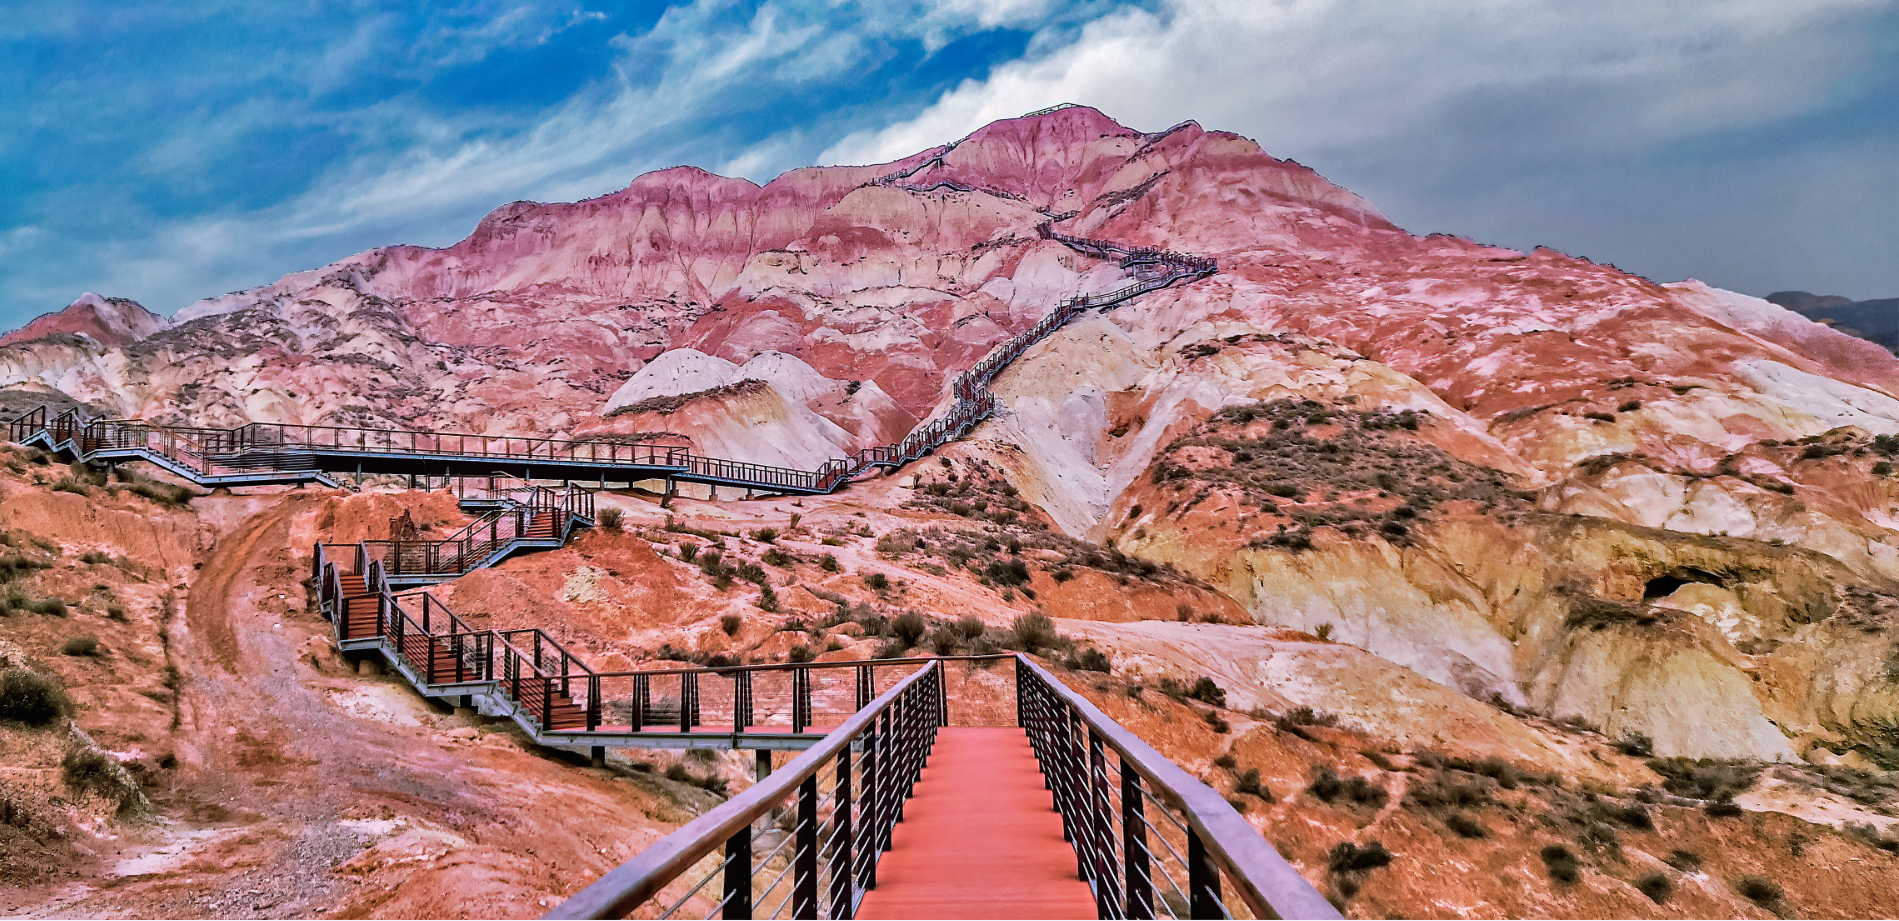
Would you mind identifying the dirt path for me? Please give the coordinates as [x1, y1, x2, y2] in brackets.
[20, 494, 699, 919]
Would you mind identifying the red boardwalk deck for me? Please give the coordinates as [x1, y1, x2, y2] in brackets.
[857, 727, 1096, 920]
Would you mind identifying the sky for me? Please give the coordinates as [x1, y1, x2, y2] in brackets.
[2, 0, 1896, 331]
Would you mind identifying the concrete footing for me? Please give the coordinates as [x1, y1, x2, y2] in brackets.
[356, 657, 382, 677]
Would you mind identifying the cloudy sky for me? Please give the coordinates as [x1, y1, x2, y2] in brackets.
[2, 0, 1895, 331]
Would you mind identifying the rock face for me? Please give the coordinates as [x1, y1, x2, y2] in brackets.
[7, 106, 1899, 767]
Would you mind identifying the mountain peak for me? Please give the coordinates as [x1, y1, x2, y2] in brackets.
[0, 292, 169, 349]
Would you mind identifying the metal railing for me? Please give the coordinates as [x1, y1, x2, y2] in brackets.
[549, 662, 945, 920]
[1018, 661, 1339, 920]
[543, 656, 1332, 921]
[312, 537, 1334, 919]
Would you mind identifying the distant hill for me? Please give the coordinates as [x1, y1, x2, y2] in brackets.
[1769, 290, 1899, 350]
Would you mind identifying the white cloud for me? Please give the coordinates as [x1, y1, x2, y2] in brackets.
[822, 0, 1887, 168]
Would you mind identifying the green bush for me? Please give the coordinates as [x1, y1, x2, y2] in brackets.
[1188, 676, 1226, 707]
[955, 615, 984, 639]
[1636, 873, 1672, 904]
[819, 553, 840, 572]
[863, 572, 889, 592]
[0, 668, 72, 727]
[983, 558, 1031, 587]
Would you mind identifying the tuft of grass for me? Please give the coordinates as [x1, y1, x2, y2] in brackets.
[1612, 732, 1653, 757]
[1234, 768, 1273, 802]
[1635, 873, 1672, 904]
[1647, 757, 1762, 802]
[1664, 849, 1702, 872]
[720, 614, 742, 636]
[892, 611, 928, 648]
[1540, 844, 1582, 884]
[1445, 812, 1489, 839]
[955, 615, 984, 639]
[596, 507, 624, 531]
[862, 572, 890, 592]
[1328, 840, 1393, 873]
[819, 553, 840, 572]
[79, 551, 110, 565]
[60, 634, 103, 657]
[1310, 767, 1388, 809]
[1012, 612, 1058, 653]
[1735, 875, 1782, 907]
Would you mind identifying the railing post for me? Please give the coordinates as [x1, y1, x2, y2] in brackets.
[1188, 826, 1221, 919]
[794, 775, 820, 920]
[859, 719, 879, 892]
[830, 745, 854, 918]
[587, 675, 600, 731]
[722, 823, 753, 920]
[1090, 729, 1116, 918]
[1123, 761, 1152, 919]
[631, 674, 648, 732]
[680, 673, 697, 732]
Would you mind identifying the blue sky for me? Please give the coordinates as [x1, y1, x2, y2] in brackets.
[2, 0, 1896, 331]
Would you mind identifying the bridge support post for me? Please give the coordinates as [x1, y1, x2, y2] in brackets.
[590, 746, 606, 770]
[755, 749, 772, 781]
[455, 695, 475, 717]
[357, 656, 381, 677]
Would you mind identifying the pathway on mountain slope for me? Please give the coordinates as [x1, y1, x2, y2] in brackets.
[5, 229, 1212, 499]
[854, 728, 1095, 920]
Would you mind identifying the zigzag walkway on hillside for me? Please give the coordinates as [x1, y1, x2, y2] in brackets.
[4, 229, 1212, 499]
[1, 229, 1316, 919]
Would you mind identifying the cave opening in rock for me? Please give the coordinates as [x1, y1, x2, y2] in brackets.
[1643, 568, 1725, 599]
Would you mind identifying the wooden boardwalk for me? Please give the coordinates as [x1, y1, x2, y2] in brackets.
[857, 727, 1096, 920]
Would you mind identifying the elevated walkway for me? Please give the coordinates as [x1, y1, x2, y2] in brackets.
[856, 727, 1094, 919]
[5, 228, 1212, 499]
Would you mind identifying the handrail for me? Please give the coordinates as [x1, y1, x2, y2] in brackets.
[1018, 658, 1339, 920]
[548, 660, 943, 919]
